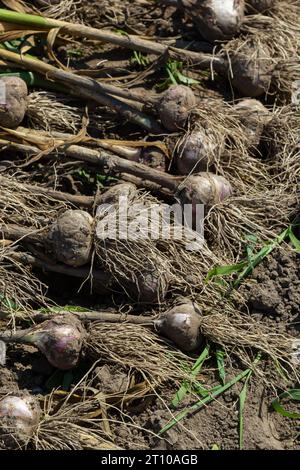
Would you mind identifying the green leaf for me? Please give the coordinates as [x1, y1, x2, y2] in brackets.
[96, 174, 118, 184]
[175, 70, 199, 86]
[272, 389, 300, 419]
[288, 229, 300, 253]
[233, 226, 291, 288]
[205, 262, 247, 282]
[211, 444, 220, 450]
[245, 234, 258, 244]
[39, 305, 91, 314]
[245, 233, 258, 267]
[159, 60, 199, 89]
[67, 49, 84, 58]
[115, 28, 127, 35]
[206, 225, 293, 288]
[132, 51, 150, 67]
[215, 349, 226, 385]
[166, 66, 178, 85]
[0, 294, 18, 311]
[238, 354, 259, 449]
[193, 383, 223, 398]
[171, 345, 210, 407]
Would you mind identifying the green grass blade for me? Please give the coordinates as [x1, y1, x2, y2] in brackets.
[193, 383, 223, 398]
[171, 345, 210, 408]
[245, 233, 258, 269]
[215, 348, 226, 385]
[272, 389, 300, 419]
[206, 225, 292, 287]
[39, 305, 92, 314]
[166, 66, 178, 85]
[159, 367, 252, 435]
[239, 373, 251, 449]
[233, 226, 291, 288]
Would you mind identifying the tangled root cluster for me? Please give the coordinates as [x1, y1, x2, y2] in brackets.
[33, 0, 79, 20]
[87, 322, 194, 385]
[205, 189, 297, 259]
[0, 175, 68, 228]
[0, 248, 48, 315]
[224, 8, 300, 101]
[95, 185, 228, 302]
[196, 300, 300, 381]
[95, 188, 171, 303]
[186, 98, 269, 191]
[263, 105, 300, 197]
[27, 92, 83, 133]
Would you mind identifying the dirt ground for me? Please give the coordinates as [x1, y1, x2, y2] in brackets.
[0, 0, 299, 451]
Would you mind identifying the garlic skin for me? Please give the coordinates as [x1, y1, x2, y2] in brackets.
[233, 98, 271, 148]
[155, 302, 204, 352]
[178, 173, 233, 207]
[124, 263, 169, 304]
[25, 315, 86, 370]
[179, 0, 245, 42]
[230, 41, 274, 97]
[158, 85, 196, 131]
[47, 209, 94, 267]
[0, 77, 28, 128]
[0, 394, 41, 448]
[98, 183, 137, 206]
[175, 129, 225, 175]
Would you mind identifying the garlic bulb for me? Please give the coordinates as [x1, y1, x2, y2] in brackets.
[17, 315, 86, 370]
[47, 209, 94, 267]
[155, 301, 204, 351]
[178, 173, 233, 207]
[175, 129, 225, 174]
[179, 0, 245, 42]
[0, 77, 28, 128]
[158, 85, 196, 131]
[0, 393, 41, 448]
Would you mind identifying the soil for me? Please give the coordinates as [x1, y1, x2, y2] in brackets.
[0, 0, 299, 452]
[245, 248, 300, 336]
